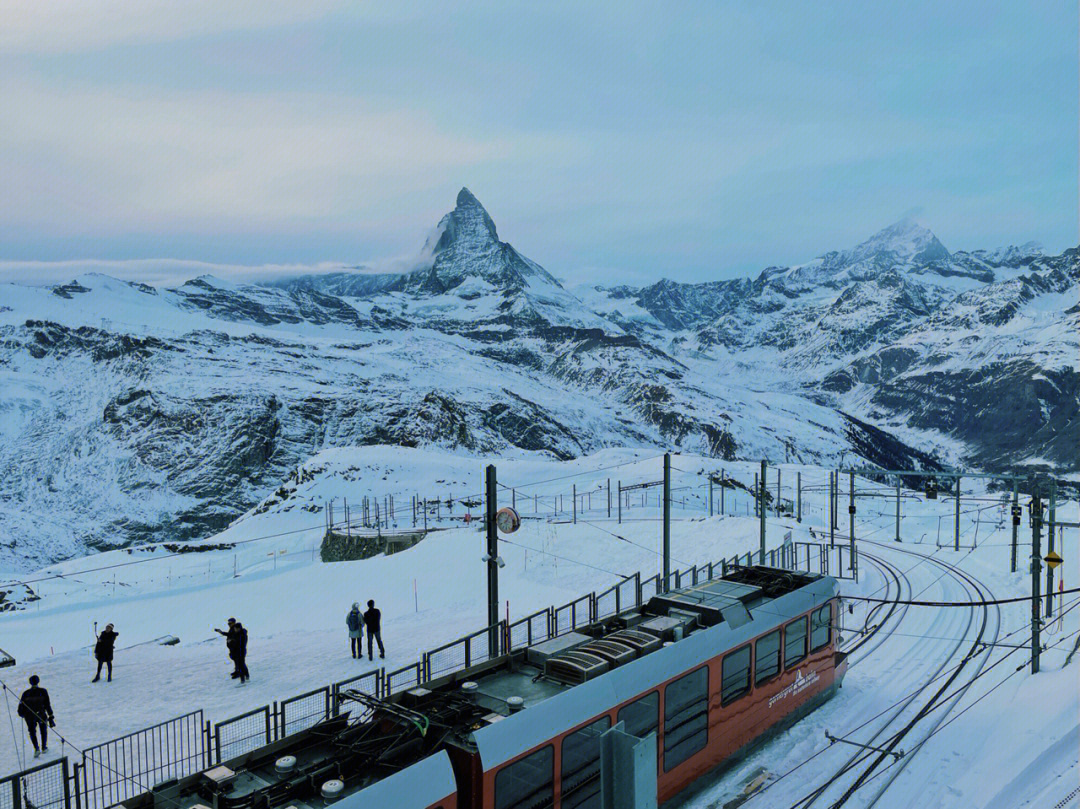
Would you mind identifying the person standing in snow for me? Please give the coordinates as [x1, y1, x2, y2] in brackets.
[233, 622, 250, 683]
[215, 618, 248, 681]
[17, 675, 55, 758]
[364, 599, 384, 661]
[346, 603, 363, 659]
[92, 623, 118, 682]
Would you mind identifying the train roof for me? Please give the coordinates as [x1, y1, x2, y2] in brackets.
[334, 750, 456, 809]
[470, 569, 838, 768]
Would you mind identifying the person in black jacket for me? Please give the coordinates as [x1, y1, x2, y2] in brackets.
[17, 675, 54, 758]
[92, 623, 119, 682]
[233, 622, 249, 683]
[215, 618, 247, 681]
[363, 600, 384, 661]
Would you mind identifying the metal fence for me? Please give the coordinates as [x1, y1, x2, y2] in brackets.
[277, 687, 330, 738]
[213, 706, 272, 764]
[384, 662, 424, 696]
[508, 608, 552, 651]
[80, 711, 206, 809]
[640, 573, 660, 603]
[0, 757, 69, 809]
[423, 622, 505, 681]
[553, 594, 592, 636]
[331, 670, 381, 715]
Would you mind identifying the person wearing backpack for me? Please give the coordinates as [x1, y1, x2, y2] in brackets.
[346, 602, 363, 659]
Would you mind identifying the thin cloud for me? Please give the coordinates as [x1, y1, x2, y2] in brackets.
[0, 1, 349, 54]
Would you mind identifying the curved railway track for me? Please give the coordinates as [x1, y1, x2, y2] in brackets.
[790, 542, 1000, 809]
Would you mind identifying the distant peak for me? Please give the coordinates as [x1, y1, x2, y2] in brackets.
[456, 187, 483, 209]
[850, 215, 949, 265]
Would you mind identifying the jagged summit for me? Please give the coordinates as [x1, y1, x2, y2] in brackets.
[846, 216, 950, 266]
[426, 187, 501, 258]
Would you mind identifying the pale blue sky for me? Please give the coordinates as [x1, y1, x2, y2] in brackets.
[0, 1, 1075, 285]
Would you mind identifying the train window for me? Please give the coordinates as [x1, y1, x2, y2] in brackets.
[811, 604, 831, 651]
[617, 691, 659, 739]
[721, 645, 751, 705]
[560, 716, 611, 809]
[664, 666, 708, 771]
[494, 745, 553, 809]
[755, 630, 781, 684]
[785, 617, 808, 669]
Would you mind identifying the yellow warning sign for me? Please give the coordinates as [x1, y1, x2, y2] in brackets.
[1044, 551, 1063, 569]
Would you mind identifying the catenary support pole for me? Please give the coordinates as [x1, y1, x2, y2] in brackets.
[1011, 481, 1019, 573]
[1031, 492, 1042, 673]
[954, 476, 961, 551]
[1047, 480, 1056, 616]
[777, 468, 781, 515]
[573, 484, 577, 524]
[759, 460, 767, 564]
[607, 479, 611, 518]
[797, 471, 802, 522]
[617, 481, 622, 524]
[896, 484, 901, 542]
[848, 471, 856, 574]
[720, 470, 725, 515]
[829, 471, 836, 547]
[663, 454, 672, 592]
[485, 465, 499, 653]
[709, 477, 713, 517]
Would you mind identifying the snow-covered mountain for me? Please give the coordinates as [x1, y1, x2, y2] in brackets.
[0, 190, 1074, 570]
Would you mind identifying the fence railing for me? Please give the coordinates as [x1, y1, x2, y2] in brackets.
[553, 593, 593, 635]
[331, 670, 381, 715]
[80, 711, 206, 809]
[1, 757, 69, 809]
[508, 608, 552, 651]
[214, 706, 272, 764]
[278, 686, 330, 739]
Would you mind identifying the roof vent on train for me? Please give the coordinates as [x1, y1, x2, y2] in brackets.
[543, 649, 610, 685]
[577, 639, 636, 667]
[604, 629, 663, 656]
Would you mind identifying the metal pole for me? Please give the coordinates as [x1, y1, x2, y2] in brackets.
[1047, 481, 1056, 616]
[797, 471, 801, 522]
[709, 477, 713, 517]
[1031, 492, 1042, 673]
[954, 475, 961, 551]
[663, 454, 672, 592]
[895, 485, 901, 542]
[423, 498, 427, 532]
[759, 460, 767, 564]
[720, 470, 725, 515]
[829, 471, 835, 547]
[848, 471, 856, 575]
[1011, 480, 1019, 573]
[777, 468, 781, 515]
[573, 484, 577, 524]
[617, 481, 622, 524]
[485, 465, 499, 652]
[607, 479, 611, 518]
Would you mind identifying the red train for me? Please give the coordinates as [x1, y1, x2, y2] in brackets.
[144, 567, 845, 809]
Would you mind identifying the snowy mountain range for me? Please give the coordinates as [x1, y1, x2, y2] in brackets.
[1, 188, 1075, 570]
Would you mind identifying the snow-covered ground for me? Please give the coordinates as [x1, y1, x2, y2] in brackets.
[0, 448, 1076, 808]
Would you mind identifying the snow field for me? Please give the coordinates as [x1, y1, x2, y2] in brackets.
[1, 448, 1076, 809]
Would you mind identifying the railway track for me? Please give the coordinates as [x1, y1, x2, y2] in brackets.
[791, 542, 999, 809]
